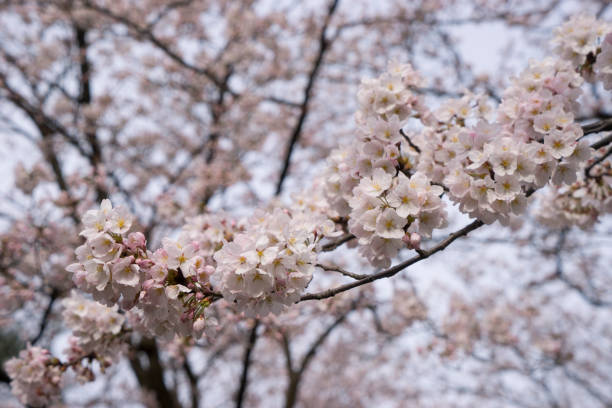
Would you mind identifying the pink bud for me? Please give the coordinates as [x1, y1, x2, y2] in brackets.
[402, 233, 421, 249]
[410, 233, 421, 249]
[142, 279, 156, 290]
[193, 317, 206, 336]
[136, 258, 154, 268]
[127, 232, 146, 251]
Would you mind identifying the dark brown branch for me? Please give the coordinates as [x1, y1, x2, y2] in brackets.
[585, 145, 612, 177]
[366, 304, 392, 336]
[128, 338, 180, 408]
[590, 132, 612, 150]
[296, 313, 347, 377]
[597, 2, 610, 18]
[301, 219, 484, 302]
[400, 128, 421, 153]
[0, 73, 85, 224]
[280, 332, 294, 379]
[235, 319, 260, 408]
[320, 233, 355, 252]
[0, 69, 88, 157]
[283, 310, 351, 408]
[146, 0, 194, 29]
[30, 289, 57, 345]
[183, 358, 199, 408]
[83, 1, 228, 93]
[582, 118, 612, 137]
[275, 0, 340, 195]
[262, 96, 302, 108]
[317, 263, 367, 280]
[75, 25, 109, 202]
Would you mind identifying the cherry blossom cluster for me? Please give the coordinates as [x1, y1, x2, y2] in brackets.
[594, 32, 612, 89]
[355, 61, 430, 123]
[324, 63, 430, 218]
[67, 199, 140, 307]
[324, 63, 447, 267]
[213, 206, 338, 315]
[552, 14, 611, 71]
[4, 345, 63, 407]
[66, 199, 217, 341]
[4, 295, 127, 407]
[181, 211, 243, 261]
[496, 56, 592, 193]
[348, 169, 447, 267]
[62, 291, 126, 365]
[552, 14, 612, 89]
[536, 160, 612, 229]
[415, 56, 591, 224]
[321, 146, 359, 218]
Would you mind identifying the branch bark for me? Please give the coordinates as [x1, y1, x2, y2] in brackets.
[282, 311, 350, 408]
[235, 319, 260, 408]
[275, 0, 340, 195]
[183, 358, 199, 408]
[301, 219, 484, 302]
[82, 1, 228, 92]
[582, 117, 612, 137]
[128, 338, 180, 408]
[30, 289, 57, 345]
[304, 132, 612, 302]
[75, 25, 109, 203]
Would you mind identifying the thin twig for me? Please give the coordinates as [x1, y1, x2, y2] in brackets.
[301, 219, 484, 302]
[317, 263, 367, 280]
[320, 233, 355, 252]
[400, 128, 421, 153]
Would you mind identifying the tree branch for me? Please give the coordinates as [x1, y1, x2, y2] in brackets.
[320, 233, 355, 252]
[301, 219, 484, 302]
[283, 309, 352, 408]
[582, 118, 612, 137]
[317, 263, 367, 280]
[235, 319, 260, 408]
[75, 25, 109, 203]
[400, 128, 421, 153]
[275, 0, 340, 195]
[30, 289, 57, 345]
[585, 145, 612, 177]
[183, 357, 199, 408]
[82, 1, 228, 93]
[305, 132, 612, 302]
[128, 338, 180, 408]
